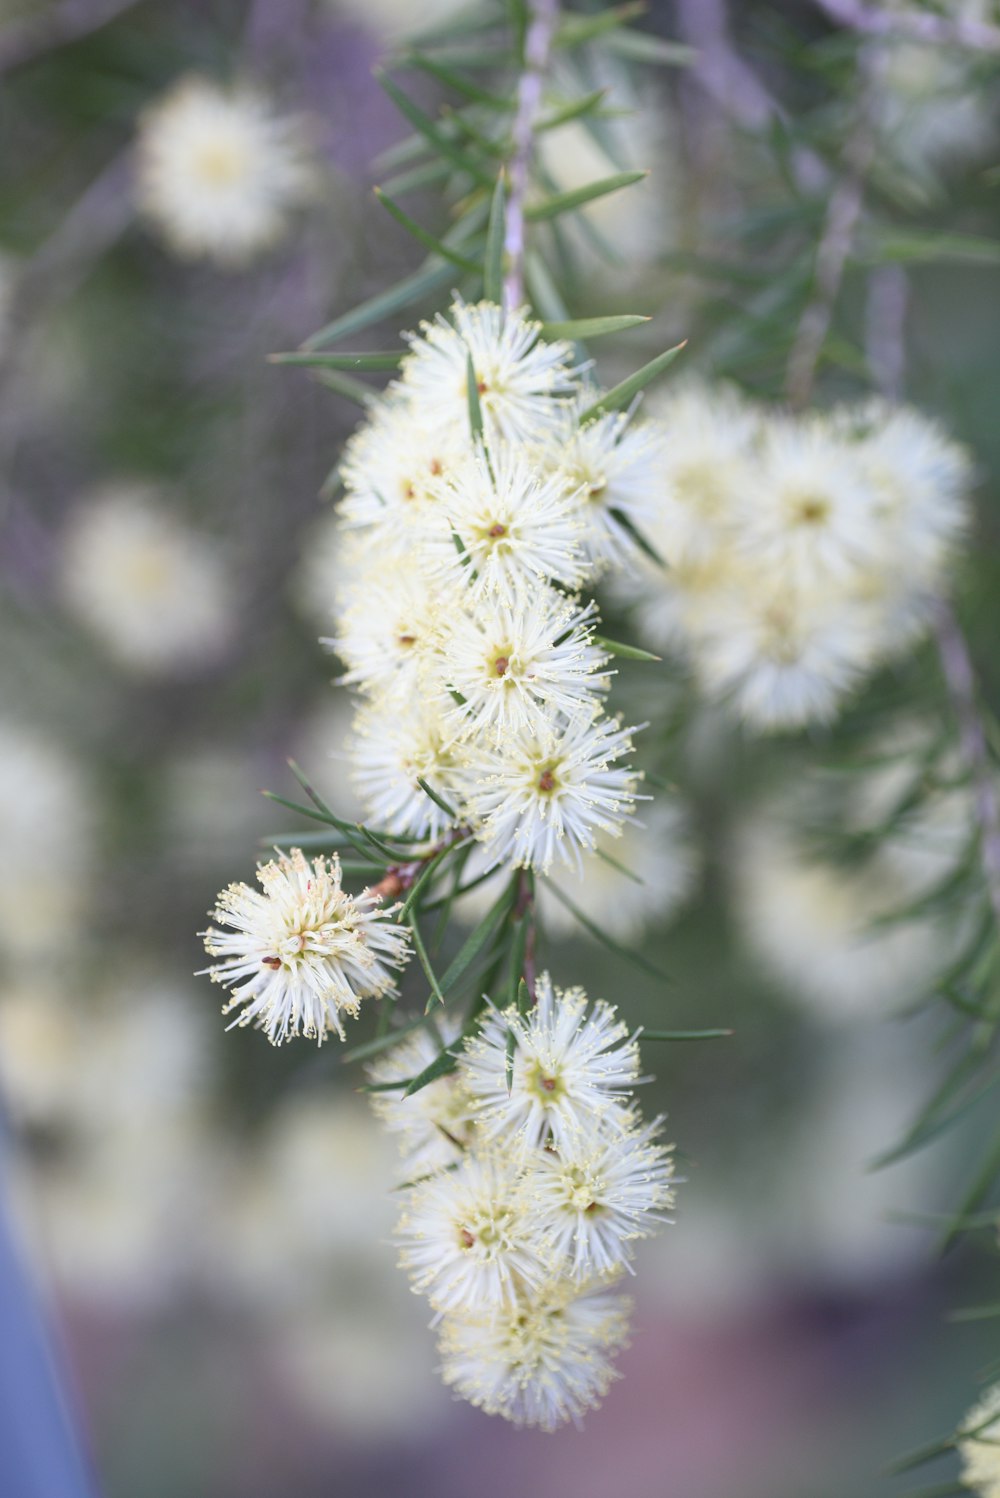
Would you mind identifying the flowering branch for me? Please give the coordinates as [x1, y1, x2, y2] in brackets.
[502, 0, 560, 314]
[814, 0, 1000, 56]
[785, 52, 881, 409]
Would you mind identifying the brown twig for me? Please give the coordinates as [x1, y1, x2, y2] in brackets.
[815, 0, 1000, 56]
[502, 0, 559, 314]
[785, 50, 882, 409]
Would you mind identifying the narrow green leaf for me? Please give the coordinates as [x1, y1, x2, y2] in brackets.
[525, 251, 571, 322]
[526, 170, 647, 222]
[398, 846, 453, 922]
[505, 1028, 517, 1095]
[466, 350, 484, 439]
[261, 790, 386, 865]
[939, 1126, 1000, 1252]
[865, 229, 1000, 267]
[641, 1028, 734, 1042]
[409, 913, 446, 1009]
[609, 505, 667, 566]
[604, 29, 695, 66]
[270, 350, 403, 370]
[304, 260, 457, 349]
[483, 174, 506, 304]
[376, 70, 494, 187]
[539, 314, 649, 340]
[342, 1013, 435, 1064]
[594, 845, 645, 885]
[374, 187, 481, 271]
[886, 1431, 958, 1477]
[949, 1301, 1000, 1322]
[554, 2, 646, 49]
[439, 877, 519, 997]
[592, 633, 661, 662]
[381, 158, 453, 197]
[404, 1044, 460, 1096]
[416, 776, 460, 820]
[315, 369, 377, 407]
[538, 89, 610, 133]
[580, 341, 687, 421]
[403, 52, 511, 108]
[422, 862, 502, 912]
[544, 881, 672, 983]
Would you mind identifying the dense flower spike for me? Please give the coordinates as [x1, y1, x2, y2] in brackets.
[201, 849, 410, 1044]
[376, 976, 673, 1429]
[136, 76, 313, 265]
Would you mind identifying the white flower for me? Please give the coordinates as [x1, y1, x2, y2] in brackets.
[846, 399, 972, 590]
[439, 590, 608, 743]
[688, 574, 877, 731]
[350, 698, 469, 840]
[327, 559, 441, 702]
[551, 410, 669, 571]
[367, 1018, 475, 1181]
[136, 75, 313, 265]
[394, 1150, 548, 1314]
[458, 973, 640, 1149]
[644, 382, 759, 565]
[338, 396, 472, 543]
[438, 1279, 631, 1431]
[60, 483, 234, 674]
[201, 849, 410, 1044]
[425, 441, 586, 604]
[400, 300, 576, 448]
[526, 1115, 676, 1281]
[0, 719, 93, 962]
[465, 712, 640, 874]
[960, 1383, 1000, 1498]
[736, 415, 885, 587]
[731, 812, 947, 1022]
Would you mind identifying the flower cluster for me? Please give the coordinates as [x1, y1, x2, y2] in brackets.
[630, 385, 972, 731]
[369, 974, 676, 1429]
[200, 848, 411, 1044]
[328, 298, 667, 876]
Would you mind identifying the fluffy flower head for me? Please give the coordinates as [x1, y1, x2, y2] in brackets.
[458, 973, 640, 1149]
[137, 76, 313, 264]
[201, 849, 410, 1044]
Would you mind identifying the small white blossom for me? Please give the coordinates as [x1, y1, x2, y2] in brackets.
[466, 712, 640, 874]
[426, 441, 586, 604]
[526, 1114, 677, 1281]
[136, 76, 313, 265]
[550, 409, 670, 571]
[367, 1018, 475, 1181]
[458, 973, 640, 1149]
[394, 1150, 549, 1314]
[338, 396, 471, 543]
[350, 698, 469, 840]
[439, 590, 608, 743]
[326, 559, 441, 702]
[438, 1279, 631, 1431]
[60, 484, 234, 675]
[736, 416, 885, 587]
[201, 849, 410, 1044]
[400, 300, 576, 447]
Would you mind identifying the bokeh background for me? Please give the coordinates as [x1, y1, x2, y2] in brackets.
[3, 1, 1000, 1495]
